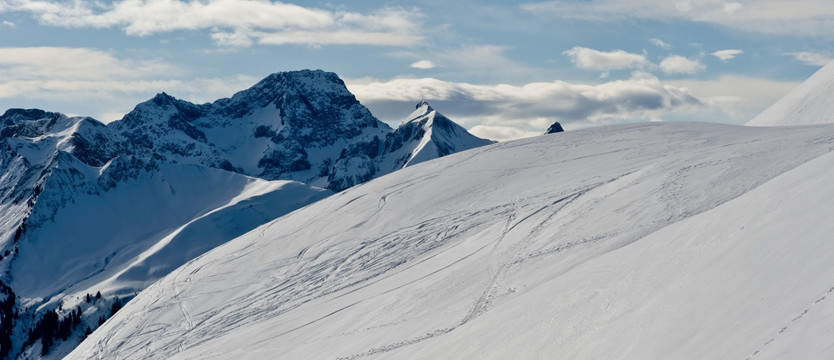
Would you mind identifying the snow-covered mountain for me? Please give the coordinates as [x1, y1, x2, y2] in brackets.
[0, 107, 331, 359]
[0, 70, 493, 359]
[68, 120, 834, 359]
[108, 72, 488, 192]
[386, 101, 494, 168]
[113, 71, 390, 190]
[747, 60, 834, 126]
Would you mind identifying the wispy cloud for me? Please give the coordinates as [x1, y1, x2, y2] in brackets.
[0, 0, 423, 47]
[659, 55, 705, 74]
[389, 45, 537, 82]
[347, 73, 703, 140]
[410, 60, 435, 69]
[712, 49, 744, 62]
[563, 46, 649, 71]
[0, 47, 176, 81]
[1, 20, 14, 28]
[650, 38, 671, 49]
[0, 47, 257, 121]
[785, 51, 832, 66]
[522, 0, 834, 37]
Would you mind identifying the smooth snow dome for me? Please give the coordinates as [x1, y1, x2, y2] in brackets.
[748, 59, 834, 126]
[70, 122, 834, 359]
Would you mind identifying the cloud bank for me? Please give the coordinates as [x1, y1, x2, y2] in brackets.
[347, 73, 704, 141]
[0, 0, 422, 47]
[522, 0, 834, 37]
[0, 47, 257, 121]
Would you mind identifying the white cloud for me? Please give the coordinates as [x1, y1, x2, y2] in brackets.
[1, 20, 14, 27]
[347, 73, 703, 140]
[786, 51, 832, 66]
[256, 30, 420, 47]
[410, 60, 435, 69]
[723, 2, 744, 14]
[712, 49, 744, 62]
[659, 55, 705, 74]
[522, 0, 834, 37]
[0, 47, 176, 80]
[563, 46, 649, 71]
[0, 47, 258, 121]
[210, 30, 254, 48]
[0, 1, 423, 47]
[650, 38, 671, 49]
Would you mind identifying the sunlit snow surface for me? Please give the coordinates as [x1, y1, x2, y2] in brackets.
[748, 61, 834, 126]
[70, 122, 834, 359]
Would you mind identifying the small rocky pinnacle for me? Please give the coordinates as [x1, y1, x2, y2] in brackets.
[545, 122, 564, 134]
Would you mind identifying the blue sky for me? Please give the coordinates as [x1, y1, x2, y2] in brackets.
[1, 0, 832, 140]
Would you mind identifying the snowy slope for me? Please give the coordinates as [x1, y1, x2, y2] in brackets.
[69, 122, 834, 359]
[6, 159, 328, 359]
[747, 60, 834, 126]
[1, 70, 494, 359]
[0, 107, 331, 359]
[10, 165, 330, 303]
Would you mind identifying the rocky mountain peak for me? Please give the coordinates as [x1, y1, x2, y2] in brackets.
[545, 122, 564, 134]
[1, 108, 61, 124]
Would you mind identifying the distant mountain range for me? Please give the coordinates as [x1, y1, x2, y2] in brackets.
[0, 70, 492, 359]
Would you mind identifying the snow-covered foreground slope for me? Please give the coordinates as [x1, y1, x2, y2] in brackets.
[70, 122, 834, 359]
[748, 60, 834, 126]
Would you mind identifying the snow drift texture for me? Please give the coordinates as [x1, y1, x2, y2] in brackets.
[70, 121, 834, 359]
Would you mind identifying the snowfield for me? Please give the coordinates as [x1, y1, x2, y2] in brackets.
[69, 122, 834, 359]
[748, 60, 834, 126]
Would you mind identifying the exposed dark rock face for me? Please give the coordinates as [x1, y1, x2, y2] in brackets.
[545, 122, 564, 134]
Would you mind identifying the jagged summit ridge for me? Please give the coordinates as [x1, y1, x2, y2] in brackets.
[108, 69, 396, 190]
[380, 101, 495, 170]
[403, 100, 433, 125]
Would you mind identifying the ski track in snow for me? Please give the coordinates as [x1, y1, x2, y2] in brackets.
[746, 285, 834, 359]
[68, 122, 834, 359]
